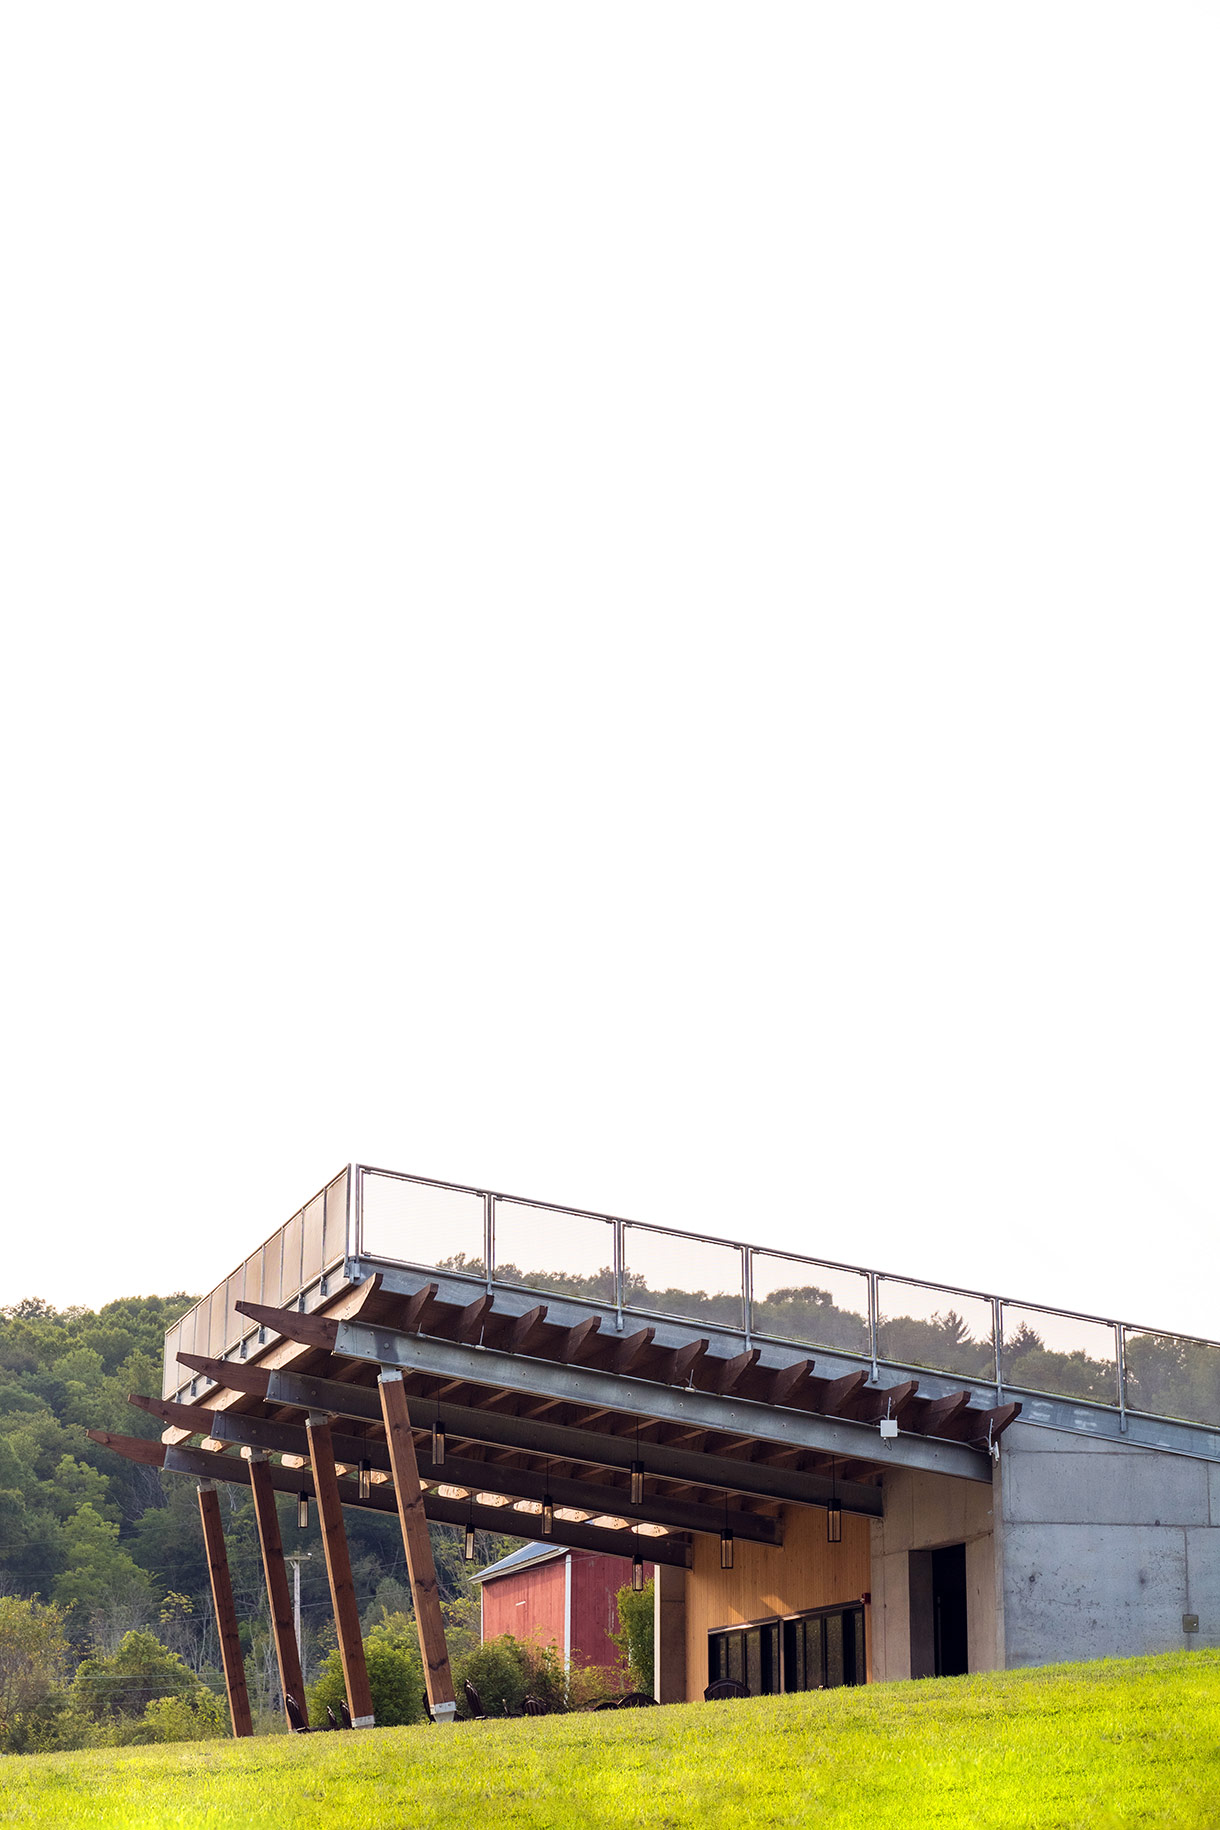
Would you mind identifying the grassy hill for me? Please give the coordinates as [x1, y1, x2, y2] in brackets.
[3, 1650, 1218, 1829]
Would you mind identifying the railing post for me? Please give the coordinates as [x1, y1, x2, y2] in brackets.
[614, 1221, 625, 1333]
[867, 1272, 880, 1383]
[992, 1297, 1004, 1405]
[1116, 1324, 1128, 1432]
[484, 1194, 495, 1293]
[350, 1163, 361, 1263]
[742, 1247, 753, 1349]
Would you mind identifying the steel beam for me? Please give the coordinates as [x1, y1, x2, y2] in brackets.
[134, 1393, 780, 1543]
[334, 1318, 991, 1485]
[159, 1443, 692, 1567]
[252, 1364, 883, 1514]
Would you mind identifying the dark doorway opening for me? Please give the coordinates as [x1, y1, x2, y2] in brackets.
[931, 1544, 968, 1677]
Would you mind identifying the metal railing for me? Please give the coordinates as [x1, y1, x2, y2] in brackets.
[353, 1165, 1220, 1432]
[162, 1168, 350, 1398]
[162, 1162, 1220, 1433]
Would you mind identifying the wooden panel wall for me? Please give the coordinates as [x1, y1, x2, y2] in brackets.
[481, 1555, 567, 1651]
[570, 1552, 648, 1671]
[683, 1505, 871, 1700]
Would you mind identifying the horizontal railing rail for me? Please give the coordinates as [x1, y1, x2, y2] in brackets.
[352, 1166, 1220, 1432]
[163, 1163, 1220, 1434]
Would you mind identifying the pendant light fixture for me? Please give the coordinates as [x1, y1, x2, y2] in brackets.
[631, 1524, 645, 1593]
[541, 1461, 554, 1538]
[432, 1389, 446, 1468]
[720, 1492, 734, 1570]
[827, 1459, 842, 1544]
[630, 1418, 644, 1507]
[358, 1459, 371, 1502]
[297, 1491, 309, 1530]
[464, 1497, 476, 1562]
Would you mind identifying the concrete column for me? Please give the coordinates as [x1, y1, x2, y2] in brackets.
[653, 1561, 688, 1703]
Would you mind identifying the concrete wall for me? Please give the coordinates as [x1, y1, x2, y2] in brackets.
[653, 1563, 688, 1703]
[998, 1422, 1220, 1665]
[869, 1466, 1000, 1681]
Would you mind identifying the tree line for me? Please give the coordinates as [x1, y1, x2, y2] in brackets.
[0, 1293, 530, 1751]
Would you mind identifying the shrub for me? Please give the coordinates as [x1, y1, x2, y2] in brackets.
[143, 1689, 228, 1742]
[307, 1636, 425, 1729]
[454, 1634, 569, 1718]
[72, 1629, 202, 1722]
[0, 1596, 72, 1754]
[610, 1578, 654, 1694]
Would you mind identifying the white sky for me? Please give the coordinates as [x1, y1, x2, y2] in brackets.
[1, 6, 1217, 1345]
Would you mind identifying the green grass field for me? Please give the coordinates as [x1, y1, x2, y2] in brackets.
[3, 1651, 1218, 1830]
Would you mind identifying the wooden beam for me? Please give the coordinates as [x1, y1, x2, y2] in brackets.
[176, 1352, 275, 1399]
[664, 1339, 709, 1386]
[305, 1414, 375, 1728]
[453, 1294, 494, 1345]
[377, 1372, 455, 1719]
[129, 1392, 779, 1543]
[247, 1454, 307, 1730]
[87, 1427, 167, 1466]
[508, 1305, 549, 1354]
[196, 1482, 253, 1738]
[769, 1359, 814, 1406]
[557, 1316, 602, 1365]
[613, 1327, 655, 1374]
[849, 1379, 919, 1423]
[403, 1282, 441, 1332]
[913, 1391, 972, 1437]
[709, 1349, 760, 1395]
[89, 1431, 699, 1562]
[812, 1369, 868, 1414]
[944, 1400, 1022, 1446]
[163, 1364, 894, 1509]
[236, 1300, 338, 1351]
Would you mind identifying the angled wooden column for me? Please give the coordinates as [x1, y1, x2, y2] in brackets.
[196, 1481, 253, 1737]
[247, 1452, 307, 1730]
[378, 1368, 456, 1721]
[305, 1411, 375, 1728]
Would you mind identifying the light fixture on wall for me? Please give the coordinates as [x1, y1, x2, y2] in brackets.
[632, 1524, 645, 1593]
[827, 1460, 842, 1544]
[358, 1459, 372, 1502]
[297, 1491, 309, 1530]
[631, 1418, 644, 1506]
[720, 1493, 734, 1570]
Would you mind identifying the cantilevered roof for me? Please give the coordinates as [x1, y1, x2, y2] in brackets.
[88, 1163, 1217, 1562]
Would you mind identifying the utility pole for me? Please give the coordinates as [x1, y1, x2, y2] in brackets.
[284, 1552, 312, 1680]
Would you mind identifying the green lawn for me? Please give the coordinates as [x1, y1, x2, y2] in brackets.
[3, 1651, 1218, 1829]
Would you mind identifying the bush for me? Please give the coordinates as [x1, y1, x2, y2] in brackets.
[454, 1635, 570, 1718]
[307, 1636, 425, 1729]
[0, 1595, 72, 1754]
[143, 1689, 228, 1743]
[72, 1629, 203, 1722]
[610, 1578, 654, 1694]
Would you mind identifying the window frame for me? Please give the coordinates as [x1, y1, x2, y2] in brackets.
[707, 1601, 867, 1697]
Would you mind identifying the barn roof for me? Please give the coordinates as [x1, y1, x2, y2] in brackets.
[471, 1543, 568, 1584]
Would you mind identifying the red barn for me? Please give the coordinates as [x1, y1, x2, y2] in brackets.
[473, 1543, 652, 1676]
